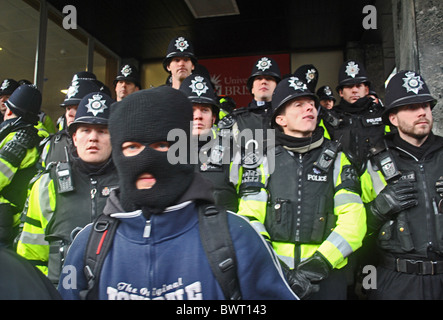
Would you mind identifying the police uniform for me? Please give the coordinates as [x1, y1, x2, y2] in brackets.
[0, 85, 46, 248]
[17, 92, 118, 284]
[179, 74, 238, 212]
[363, 71, 443, 300]
[320, 60, 388, 174]
[234, 76, 366, 299]
[40, 77, 105, 168]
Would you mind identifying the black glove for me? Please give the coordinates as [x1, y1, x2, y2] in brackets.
[370, 180, 418, 222]
[280, 252, 331, 299]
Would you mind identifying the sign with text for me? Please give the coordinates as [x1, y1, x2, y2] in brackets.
[199, 54, 290, 108]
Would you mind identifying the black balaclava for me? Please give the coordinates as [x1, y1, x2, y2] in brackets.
[109, 86, 194, 215]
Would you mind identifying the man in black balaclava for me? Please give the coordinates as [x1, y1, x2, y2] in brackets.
[109, 86, 195, 215]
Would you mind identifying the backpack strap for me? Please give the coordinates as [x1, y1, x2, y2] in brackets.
[198, 204, 242, 300]
[79, 214, 119, 300]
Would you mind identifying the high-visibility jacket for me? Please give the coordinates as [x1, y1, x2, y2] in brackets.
[231, 135, 366, 269]
[0, 118, 48, 246]
[17, 156, 118, 280]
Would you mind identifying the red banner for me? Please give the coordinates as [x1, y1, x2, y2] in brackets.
[199, 54, 290, 108]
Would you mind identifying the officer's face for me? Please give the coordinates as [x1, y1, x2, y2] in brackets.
[192, 104, 215, 136]
[115, 80, 139, 101]
[339, 83, 369, 103]
[0, 95, 11, 115]
[320, 99, 334, 110]
[251, 76, 277, 102]
[167, 57, 194, 88]
[389, 102, 433, 146]
[72, 124, 112, 164]
[65, 105, 78, 126]
[275, 97, 317, 138]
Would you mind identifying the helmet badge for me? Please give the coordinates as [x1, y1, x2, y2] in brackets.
[402, 71, 424, 95]
[175, 37, 189, 52]
[66, 81, 80, 99]
[256, 57, 272, 71]
[121, 65, 132, 77]
[190, 76, 209, 97]
[288, 76, 307, 91]
[305, 69, 317, 83]
[86, 93, 108, 116]
[345, 61, 360, 78]
[1, 80, 10, 90]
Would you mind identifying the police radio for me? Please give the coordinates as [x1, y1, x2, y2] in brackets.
[56, 147, 75, 193]
[314, 140, 339, 173]
[370, 142, 401, 182]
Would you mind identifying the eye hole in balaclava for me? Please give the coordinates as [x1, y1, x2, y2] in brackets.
[109, 87, 194, 214]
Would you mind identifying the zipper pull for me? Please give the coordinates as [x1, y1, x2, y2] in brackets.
[143, 220, 151, 238]
[90, 188, 97, 199]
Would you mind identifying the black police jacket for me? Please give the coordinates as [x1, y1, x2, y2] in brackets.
[371, 134, 443, 259]
[322, 97, 385, 173]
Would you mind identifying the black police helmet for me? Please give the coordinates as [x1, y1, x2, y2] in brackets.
[293, 64, 319, 94]
[336, 60, 371, 92]
[114, 64, 141, 88]
[179, 74, 220, 123]
[271, 76, 319, 128]
[5, 84, 41, 125]
[382, 70, 437, 124]
[247, 57, 281, 93]
[0, 79, 19, 96]
[60, 79, 103, 107]
[163, 36, 197, 72]
[68, 92, 114, 136]
[316, 85, 336, 102]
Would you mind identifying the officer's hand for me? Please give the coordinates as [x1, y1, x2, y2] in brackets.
[280, 260, 318, 299]
[280, 252, 331, 299]
[370, 180, 418, 222]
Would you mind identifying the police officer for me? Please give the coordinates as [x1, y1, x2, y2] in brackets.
[235, 76, 366, 299]
[220, 56, 281, 170]
[40, 75, 104, 167]
[17, 92, 119, 285]
[363, 70, 443, 300]
[114, 64, 141, 101]
[0, 85, 45, 248]
[179, 74, 238, 212]
[316, 85, 336, 111]
[163, 36, 197, 89]
[321, 60, 387, 174]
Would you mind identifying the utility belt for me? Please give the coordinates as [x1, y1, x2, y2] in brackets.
[380, 255, 443, 275]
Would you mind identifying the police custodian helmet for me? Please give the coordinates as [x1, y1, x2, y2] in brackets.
[114, 64, 141, 89]
[247, 57, 281, 93]
[382, 70, 437, 124]
[293, 64, 319, 94]
[179, 74, 220, 123]
[68, 91, 114, 136]
[5, 84, 41, 125]
[271, 76, 318, 128]
[336, 60, 371, 92]
[163, 36, 197, 72]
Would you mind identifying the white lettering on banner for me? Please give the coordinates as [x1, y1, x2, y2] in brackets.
[106, 278, 203, 300]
